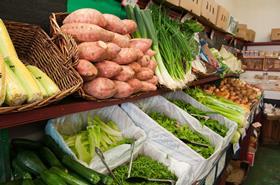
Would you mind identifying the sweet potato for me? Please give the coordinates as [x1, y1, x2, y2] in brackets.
[113, 81, 134, 98]
[61, 23, 114, 42]
[113, 48, 144, 65]
[136, 67, 154, 81]
[114, 65, 135, 81]
[128, 62, 141, 73]
[83, 77, 117, 99]
[122, 19, 137, 34]
[95, 60, 122, 78]
[145, 49, 156, 57]
[146, 76, 158, 85]
[130, 38, 152, 53]
[137, 55, 150, 67]
[111, 33, 130, 48]
[106, 43, 121, 60]
[76, 59, 98, 81]
[127, 78, 143, 93]
[103, 14, 127, 34]
[78, 41, 107, 62]
[63, 8, 107, 28]
[141, 81, 157, 92]
[147, 60, 157, 72]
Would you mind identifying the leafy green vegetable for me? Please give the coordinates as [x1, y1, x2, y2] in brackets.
[186, 88, 248, 127]
[63, 115, 130, 164]
[148, 112, 214, 158]
[168, 99, 228, 137]
[112, 155, 177, 185]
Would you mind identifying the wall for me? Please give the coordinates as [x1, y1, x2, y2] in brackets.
[216, 0, 280, 42]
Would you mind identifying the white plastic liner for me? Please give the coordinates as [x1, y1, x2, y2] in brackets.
[121, 96, 224, 182]
[45, 105, 146, 171]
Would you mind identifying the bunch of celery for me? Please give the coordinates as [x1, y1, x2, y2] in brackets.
[169, 99, 228, 137]
[186, 88, 248, 128]
[63, 115, 130, 164]
[126, 4, 202, 89]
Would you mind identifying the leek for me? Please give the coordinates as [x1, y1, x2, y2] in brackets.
[4, 61, 27, 106]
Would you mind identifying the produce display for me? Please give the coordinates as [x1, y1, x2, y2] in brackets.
[60, 8, 158, 99]
[202, 78, 262, 108]
[63, 115, 130, 164]
[0, 19, 60, 107]
[126, 4, 201, 90]
[112, 155, 177, 185]
[8, 136, 114, 185]
[149, 112, 214, 158]
[169, 99, 228, 137]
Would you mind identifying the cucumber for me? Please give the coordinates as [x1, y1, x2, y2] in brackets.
[40, 170, 66, 185]
[38, 147, 64, 169]
[42, 135, 67, 160]
[16, 151, 47, 176]
[22, 179, 34, 185]
[49, 167, 90, 185]
[32, 178, 46, 185]
[62, 156, 100, 184]
[12, 160, 31, 180]
[11, 138, 42, 151]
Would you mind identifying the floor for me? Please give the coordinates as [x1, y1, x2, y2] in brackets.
[243, 145, 280, 185]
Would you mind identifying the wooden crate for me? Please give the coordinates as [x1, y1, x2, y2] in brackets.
[262, 115, 280, 144]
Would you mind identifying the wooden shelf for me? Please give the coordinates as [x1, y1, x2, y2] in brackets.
[242, 56, 280, 59]
[0, 74, 239, 129]
[245, 41, 280, 46]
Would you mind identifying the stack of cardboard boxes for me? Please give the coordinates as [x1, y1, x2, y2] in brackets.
[165, 0, 256, 42]
[236, 24, 256, 42]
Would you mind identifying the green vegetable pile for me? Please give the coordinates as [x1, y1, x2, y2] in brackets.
[63, 115, 130, 164]
[186, 88, 248, 128]
[149, 112, 214, 158]
[112, 155, 177, 185]
[168, 99, 228, 137]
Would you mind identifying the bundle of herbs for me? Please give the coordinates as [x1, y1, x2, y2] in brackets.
[125, 4, 203, 89]
[112, 155, 177, 185]
[168, 99, 228, 137]
[149, 112, 214, 158]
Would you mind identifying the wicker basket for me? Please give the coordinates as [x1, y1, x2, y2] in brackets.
[49, 13, 159, 101]
[0, 21, 83, 114]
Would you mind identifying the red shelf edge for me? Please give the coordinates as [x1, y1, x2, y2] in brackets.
[0, 74, 239, 129]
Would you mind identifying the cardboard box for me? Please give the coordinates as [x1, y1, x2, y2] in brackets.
[208, 0, 218, 24]
[180, 0, 202, 16]
[216, 5, 230, 30]
[247, 29, 256, 42]
[166, 0, 180, 6]
[201, 0, 211, 20]
[236, 24, 248, 39]
[271, 28, 280, 41]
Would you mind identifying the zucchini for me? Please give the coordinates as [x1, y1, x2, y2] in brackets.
[38, 147, 64, 169]
[40, 170, 66, 185]
[42, 135, 67, 160]
[49, 167, 90, 185]
[22, 179, 34, 185]
[62, 156, 100, 184]
[12, 160, 31, 180]
[16, 151, 47, 176]
[11, 138, 42, 151]
[32, 178, 46, 185]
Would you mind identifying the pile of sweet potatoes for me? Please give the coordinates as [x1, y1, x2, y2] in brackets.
[61, 8, 158, 99]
